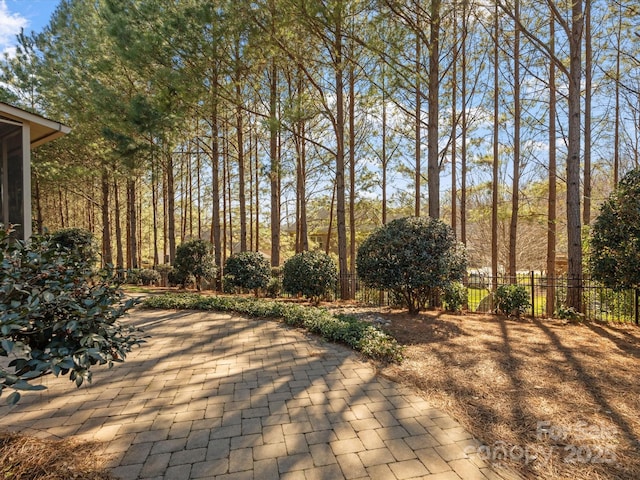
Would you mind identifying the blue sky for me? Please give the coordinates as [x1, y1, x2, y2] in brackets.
[0, 0, 60, 56]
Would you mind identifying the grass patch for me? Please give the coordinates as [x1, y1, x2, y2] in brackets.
[143, 293, 403, 363]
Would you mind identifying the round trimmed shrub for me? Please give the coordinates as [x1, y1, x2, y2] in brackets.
[356, 217, 467, 314]
[224, 251, 271, 295]
[282, 251, 337, 302]
[174, 240, 217, 290]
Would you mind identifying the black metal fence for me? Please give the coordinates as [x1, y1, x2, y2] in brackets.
[327, 273, 639, 324]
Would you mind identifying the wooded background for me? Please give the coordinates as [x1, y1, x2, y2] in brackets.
[1, 0, 638, 310]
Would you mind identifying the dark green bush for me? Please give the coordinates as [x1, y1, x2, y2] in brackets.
[143, 293, 403, 363]
[125, 268, 141, 285]
[168, 267, 193, 288]
[174, 240, 217, 290]
[555, 304, 584, 322]
[224, 252, 271, 295]
[221, 275, 236, 293]
[494, 284, 530, 317]
[0, 225, 143, 405]
[266, 276, 282, 298]
[443, 282, 467, 313]
[590, 169, 640, 289]
[282, 251, 337, 302]
[356, 217, 467, 314]
[139, 268, 161, 286]
[50, 227, 98, 266]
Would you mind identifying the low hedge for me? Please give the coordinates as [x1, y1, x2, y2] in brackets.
[143, 294, 403, 363]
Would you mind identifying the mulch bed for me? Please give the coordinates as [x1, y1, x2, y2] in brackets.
[358, 308, 640, 480]
[0, 432, 115, 479]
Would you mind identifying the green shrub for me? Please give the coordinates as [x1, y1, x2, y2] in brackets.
[139, 268, 161, 286]
[282, 251, 337, 302]
[168, 268, 193, 288]
[356, 217, 467, 314]
[50, 227, 99, 266]
[443, 282, 467, 313]
[174, 240, 217, 290]
[590, 169, 640, 289]
[125, 268, 141, 285]
[266, 276, 282, 298]
[224, 252, 271, 295]
[221, 275, 237, 293]
[142, 293, 403, 363]
[494, 284, 530, 317]
[0, 225, 143, 405]
[555, 304, 584, 322]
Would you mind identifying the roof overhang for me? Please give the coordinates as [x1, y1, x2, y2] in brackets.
[0, 102, 71, 147]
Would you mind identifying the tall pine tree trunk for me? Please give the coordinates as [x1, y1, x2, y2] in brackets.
[381, 71, 388, 225]
[254, 128, 260, 252]
[236, 88, 247, 252]
[166, 148, 176, 263]
[613, 2, 622, 185]
[427, 0, 440, 219]
[565, 0, 584, 312]
[451, 5, 457, 234]
[546, 18, 557, 317]
[127, 178, 138, 269]
[335, 5, 349, 300]
[348, 62, 356, 299]
[508, 0, 521, 280]
[583, 0, 592, 226]
[101, 170, 112, 265]
[270, 60, 281, 265]
[461, 0, 468, 245]
[415, 25, 422, 217]
[210, 68, 222, 281]
[114, 178, 124, 269]
[491, 0, 500, 291]
[151, 160, 159, 266]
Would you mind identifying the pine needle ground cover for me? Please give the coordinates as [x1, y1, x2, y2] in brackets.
[370, 308, 640, 480]
[0, 432, 115, 480]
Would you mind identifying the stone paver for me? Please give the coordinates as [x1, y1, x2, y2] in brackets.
[0, 309, 521, 479]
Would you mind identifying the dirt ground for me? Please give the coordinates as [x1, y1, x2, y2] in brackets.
[332, 306, 640, 480]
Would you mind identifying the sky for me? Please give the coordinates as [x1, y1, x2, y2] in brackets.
[0, 0, 60, 56]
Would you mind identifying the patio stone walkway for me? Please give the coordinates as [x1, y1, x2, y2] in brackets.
[0, 309, 520, 479]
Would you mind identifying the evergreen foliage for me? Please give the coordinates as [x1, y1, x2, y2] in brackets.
[590, 169, 640, 290]
[282, 251, 338, 302]
[138, 268, 161, 286]
[356, 217, 467, 314]
[0, 226, 142, 406]
[494, 284, 530, 317]
[143, 293, 403, 363]
[173, 240, 217, 290]
[50, 228, 99, 266]
[224, 252, 271, 294]
[443, 282, 467, 313]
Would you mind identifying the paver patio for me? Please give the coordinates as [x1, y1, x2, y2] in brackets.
[0, 308, 520, 479]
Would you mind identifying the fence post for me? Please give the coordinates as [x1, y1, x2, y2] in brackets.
[530, 271, 535, 317]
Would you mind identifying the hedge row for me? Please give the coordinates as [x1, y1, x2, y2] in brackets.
[143, 294, 403, 363]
